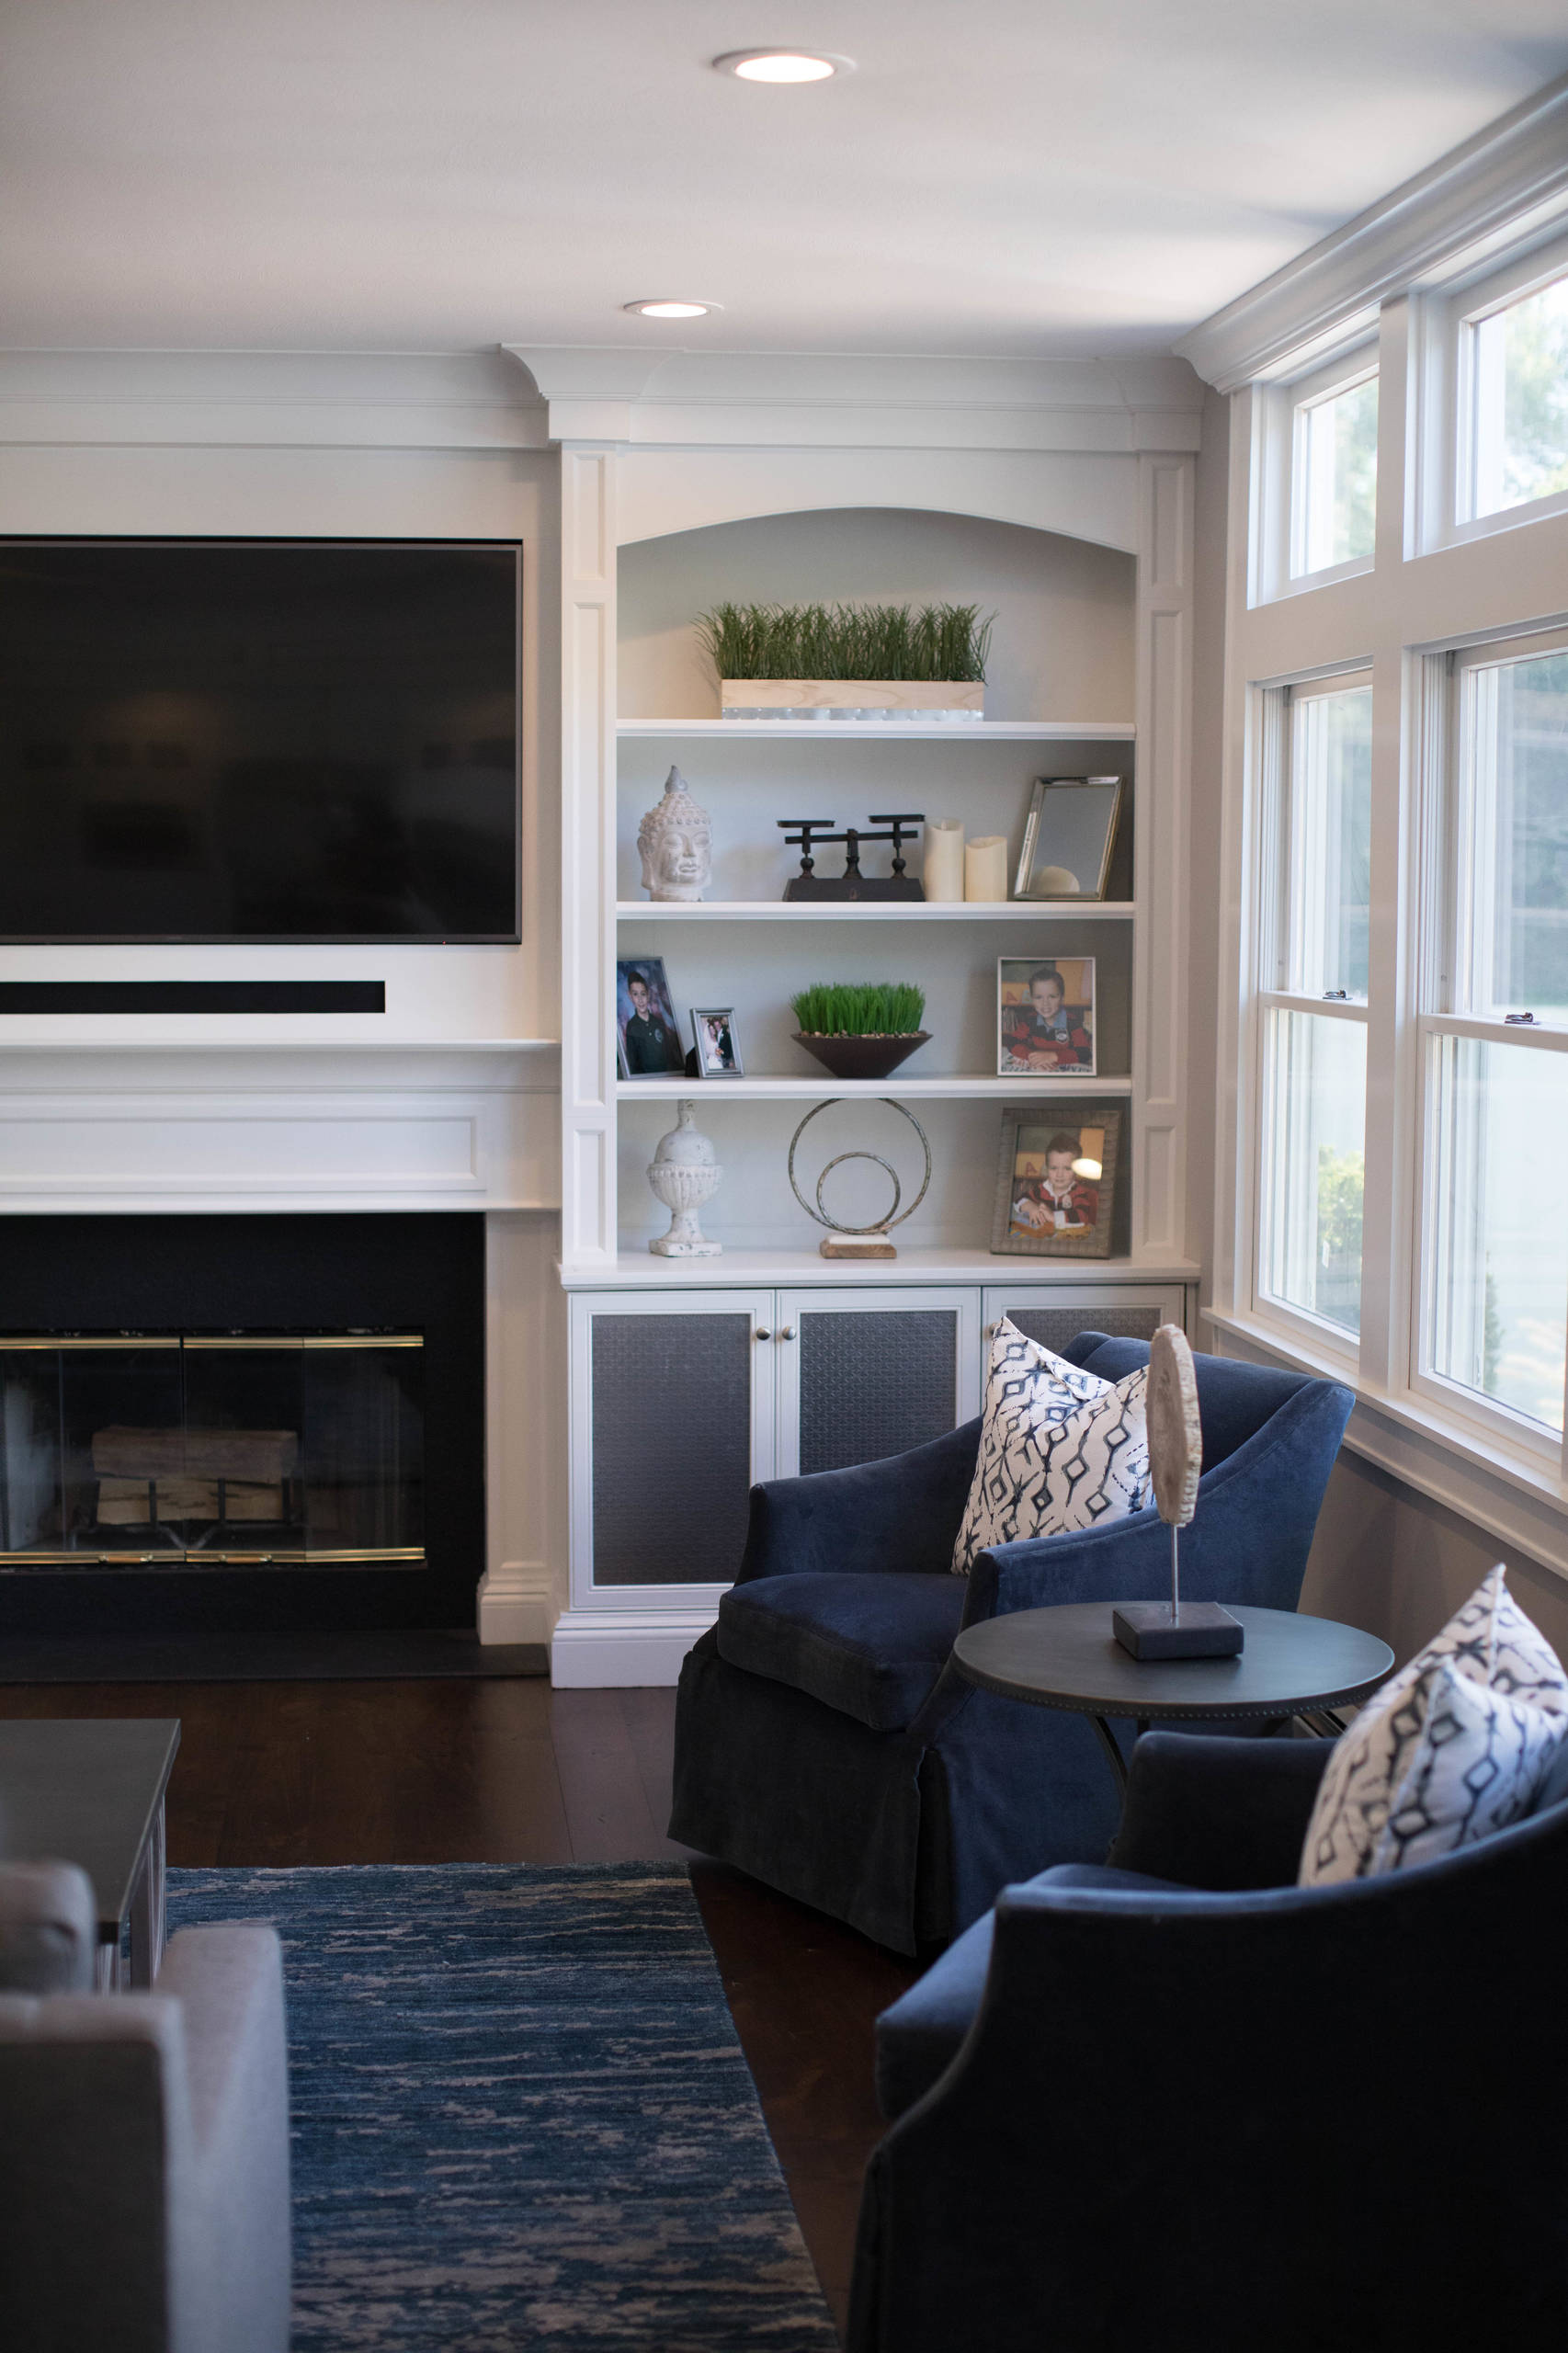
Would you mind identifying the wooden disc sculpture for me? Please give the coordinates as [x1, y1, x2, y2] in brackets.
[1113, 1324, 1244, 1658]
[1148, 1323, 1202, 1538]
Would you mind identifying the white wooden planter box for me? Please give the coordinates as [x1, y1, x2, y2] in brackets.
[720, 677, 985, 720]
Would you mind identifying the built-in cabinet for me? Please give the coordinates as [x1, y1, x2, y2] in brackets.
[535, 351, 1204, 1680]
[558, 1277, 1189, 1680]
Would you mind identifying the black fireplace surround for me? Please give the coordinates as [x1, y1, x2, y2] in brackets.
[0, 1214, 484, 1639]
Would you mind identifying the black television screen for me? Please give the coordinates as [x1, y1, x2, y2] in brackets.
[0, 540, 521, 941]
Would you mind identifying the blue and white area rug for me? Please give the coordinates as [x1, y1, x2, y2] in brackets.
[168, 1863, 838, 2351]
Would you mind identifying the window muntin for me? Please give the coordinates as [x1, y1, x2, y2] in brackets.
[1291, 370, 1378, 576]
[1424, 1032, 1568, 1435]
[1260, 1007, 1366, 1336]
[1471, 272, 1568, 520]
[1286, 682, 1372, 998]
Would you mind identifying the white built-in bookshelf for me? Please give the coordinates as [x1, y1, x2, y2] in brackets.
[543, 388, 1201, 1679]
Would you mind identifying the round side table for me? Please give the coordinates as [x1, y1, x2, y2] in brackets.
[951, 1603, 1393, 1792]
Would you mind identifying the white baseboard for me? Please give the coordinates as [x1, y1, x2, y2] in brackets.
[549, 1607, 716, 1687]
[476, 1561, 557, 1647]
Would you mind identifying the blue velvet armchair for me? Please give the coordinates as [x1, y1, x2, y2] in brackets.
[669, 1334, 1354, 1951]
[850, 1728, 1568, 2351]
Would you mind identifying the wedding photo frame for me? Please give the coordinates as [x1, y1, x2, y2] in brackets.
[989, 1105, 1122, 1258]
[615, 957, 687, 1077]
[690, 1006, 744, 1077]
[997, 956, 1096, 1075]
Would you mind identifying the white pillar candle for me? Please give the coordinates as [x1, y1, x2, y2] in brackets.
[964, 835, 1009, 903]
[924, 819, 965, 903]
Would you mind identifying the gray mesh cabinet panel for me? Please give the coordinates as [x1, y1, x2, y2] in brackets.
[798, 1311, 959, 1476]
[1005, 1303, 1165, 1356]
[591, 1313, 754, 1586]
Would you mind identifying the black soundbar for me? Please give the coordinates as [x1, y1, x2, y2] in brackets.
[0, 983, 386, 1015]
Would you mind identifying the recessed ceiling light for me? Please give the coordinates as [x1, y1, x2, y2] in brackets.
[623, 299, 722, 320]
[712, 50, 855, 83]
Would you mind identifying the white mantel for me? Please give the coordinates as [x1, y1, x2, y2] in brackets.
[0, 1041, 558, 1216]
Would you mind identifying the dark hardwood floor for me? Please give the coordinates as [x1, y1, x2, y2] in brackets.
[0, 1675, 916, 2339]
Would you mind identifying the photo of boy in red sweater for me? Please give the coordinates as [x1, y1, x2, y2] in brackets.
[998, 958, 1096, 1074]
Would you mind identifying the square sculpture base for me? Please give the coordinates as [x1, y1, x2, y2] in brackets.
[820, 1235, 896, 1258]
[1112, 1601, 1244, 1660]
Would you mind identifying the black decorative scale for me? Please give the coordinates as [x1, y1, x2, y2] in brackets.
[778, 814, 926, 902]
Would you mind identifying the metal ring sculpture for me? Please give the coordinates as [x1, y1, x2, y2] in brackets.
[787, 1097, 933, 1239]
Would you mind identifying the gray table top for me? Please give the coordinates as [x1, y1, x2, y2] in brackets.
[952, 1605, 1393, 1723]
[0, 1718, 181, 1941]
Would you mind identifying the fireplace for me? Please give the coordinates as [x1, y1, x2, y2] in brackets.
[0, 1214, 483, 1638]
[2, 1332, 423, 1565]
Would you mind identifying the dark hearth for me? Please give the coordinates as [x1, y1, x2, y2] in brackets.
[0, 1215, 483, 1639]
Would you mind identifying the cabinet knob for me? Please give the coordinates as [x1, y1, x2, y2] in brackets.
[779, 1325, 797, 1340]
[754, 1327, 772, 1342]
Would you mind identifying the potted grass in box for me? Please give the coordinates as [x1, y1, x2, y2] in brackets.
[698, 600, 993, 722]
[790, 982, 929, 1080]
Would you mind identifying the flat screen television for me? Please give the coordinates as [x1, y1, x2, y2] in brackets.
[0, 539, 521, 941]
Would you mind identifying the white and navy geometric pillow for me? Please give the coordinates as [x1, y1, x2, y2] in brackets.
[951, 1320, 1152, 1575]
[1299, 1565, 1568, 1886]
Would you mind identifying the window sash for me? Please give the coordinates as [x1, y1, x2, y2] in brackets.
[1254, 993, 1368, 1355]
[1445, 626, 1568, 1028]
[1413, 1017, 1568, 1465]
[1290, 365, 1379, 580]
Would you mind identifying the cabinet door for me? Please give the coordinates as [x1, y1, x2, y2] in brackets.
[981, 1281, 1191, 1362]
[570, 1290, 775, 1598]
[775, 1289, 982, 1479]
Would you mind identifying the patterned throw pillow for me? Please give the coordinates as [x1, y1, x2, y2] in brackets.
[1299, 1565, 1568, 1885]
[951, 1320, 1152, 1575]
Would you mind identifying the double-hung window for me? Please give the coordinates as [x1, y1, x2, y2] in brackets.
[1418, 631, 1568, 1449]
[1256, 675, 1371, 1345]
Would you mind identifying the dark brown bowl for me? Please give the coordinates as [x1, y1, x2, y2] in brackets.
[793, 1030, 930, 1081]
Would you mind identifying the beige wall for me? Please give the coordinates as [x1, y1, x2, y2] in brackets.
[1301, 1448, 1568, 1667]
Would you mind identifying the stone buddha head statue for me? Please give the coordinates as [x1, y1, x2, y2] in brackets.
[637, 767, 712, 903]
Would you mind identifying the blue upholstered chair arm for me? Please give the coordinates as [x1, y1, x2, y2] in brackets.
[1107, 1730, 1331, 1888]
[960, 1377, 1355, 1627]
[735, 1416, 981, 1582]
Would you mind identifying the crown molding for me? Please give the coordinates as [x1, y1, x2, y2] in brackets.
[0, 348, 550, 449]
[1176, 72, 1568, 392]
[501, 345, 1205, 454]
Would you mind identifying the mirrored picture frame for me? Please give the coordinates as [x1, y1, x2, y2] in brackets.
[1015, 775, 1125, 902]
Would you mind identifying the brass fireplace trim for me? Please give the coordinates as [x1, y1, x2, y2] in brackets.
[0, 1333, 424, 1351]
[0, 1546, 427, 1566]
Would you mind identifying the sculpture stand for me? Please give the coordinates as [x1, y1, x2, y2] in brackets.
[1113, 1326, 1244, 1660]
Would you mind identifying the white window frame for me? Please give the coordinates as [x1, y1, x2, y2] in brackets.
[1247, 668, 1372, 1368]
[1215, 251, 1568, 1578]
[1251, 342, 1380, 606]
[1417, 225, 1568, 555]
[1404, 622, 1568, 1477]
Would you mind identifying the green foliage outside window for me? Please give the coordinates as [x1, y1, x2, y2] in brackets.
[1316, 1145, 1365, 1328]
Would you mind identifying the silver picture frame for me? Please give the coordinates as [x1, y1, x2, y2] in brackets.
[1015, 775, 1124, 902]
[690, 1006, 745, 1077]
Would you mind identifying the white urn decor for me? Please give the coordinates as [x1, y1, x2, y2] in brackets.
[637, 767, 712, 903]
[646, 1100, 723, 1257]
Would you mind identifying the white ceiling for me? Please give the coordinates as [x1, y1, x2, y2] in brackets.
[5, 0, 1568, 358]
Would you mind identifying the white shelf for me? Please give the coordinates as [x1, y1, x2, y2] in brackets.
[617, 718, 1135, 741]
[616, 900, 1137, 923]
[616, 1074, 1132, 1101]
[562, 1246, 1200, 1290]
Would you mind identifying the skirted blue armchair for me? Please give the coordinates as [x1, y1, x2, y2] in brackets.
[669, 1335, 1353, 1951]
[849, 1728, 1568, 2351]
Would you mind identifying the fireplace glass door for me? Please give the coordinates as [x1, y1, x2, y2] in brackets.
[0, 1333, 423, 1567]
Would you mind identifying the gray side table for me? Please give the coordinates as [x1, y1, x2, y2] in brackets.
[952, 1605, 1392, 1791]
[0, 1719, 181, 1986]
